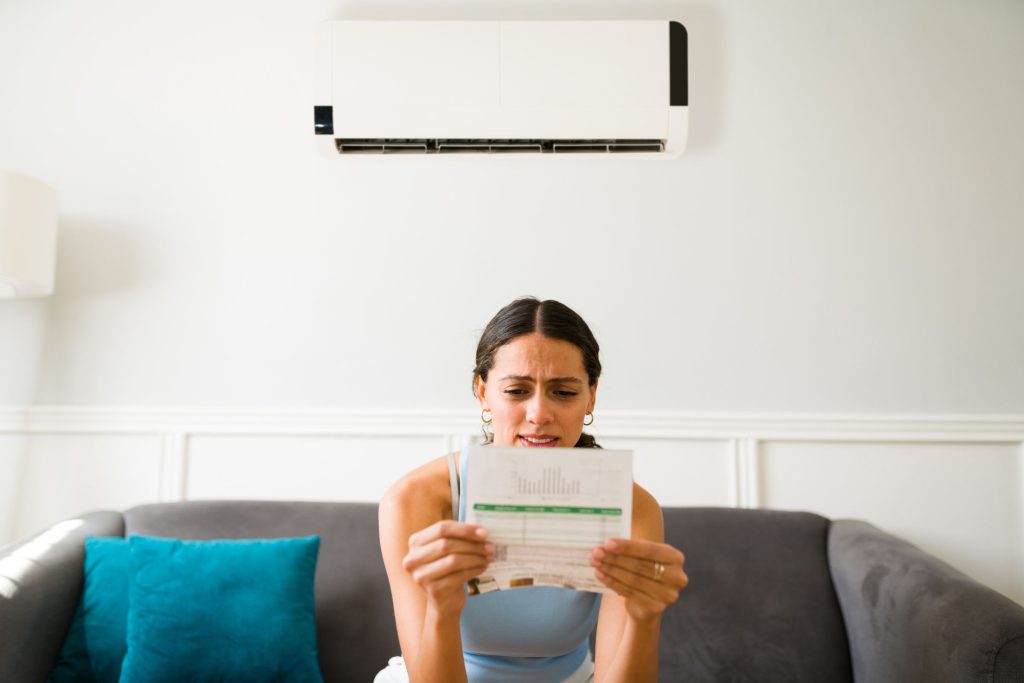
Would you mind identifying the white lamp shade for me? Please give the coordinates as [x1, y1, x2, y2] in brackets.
[0, 171, 58, 298]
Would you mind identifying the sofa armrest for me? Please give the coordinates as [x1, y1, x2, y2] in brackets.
[829, 519, 1024, 683]
[0, 511, 124, 683]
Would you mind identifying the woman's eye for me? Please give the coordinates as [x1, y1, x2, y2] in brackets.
[554, 390, 578, 398]
[504, 389, 528, 396]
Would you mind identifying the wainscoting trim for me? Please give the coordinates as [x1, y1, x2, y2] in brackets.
[3, 407, 1023, 442]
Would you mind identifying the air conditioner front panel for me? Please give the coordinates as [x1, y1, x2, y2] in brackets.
[329, 21, 669, 140]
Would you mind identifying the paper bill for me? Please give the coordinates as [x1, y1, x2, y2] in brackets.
[463, 446, 633, 594]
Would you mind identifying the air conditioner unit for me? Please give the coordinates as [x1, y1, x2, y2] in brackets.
[314, 20, 687, 157]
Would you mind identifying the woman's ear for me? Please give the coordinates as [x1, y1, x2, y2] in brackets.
[475, 376, 488, 409]
[586, 380, 598, 414]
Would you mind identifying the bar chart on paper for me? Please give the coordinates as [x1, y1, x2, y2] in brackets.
[516, 467, 581, 496]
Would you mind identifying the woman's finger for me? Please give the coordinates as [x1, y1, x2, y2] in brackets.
[601, 538, 684, 566]
[408, 520, 489, 548]
[404, 537, 494, 572]
[410, 551, 491, 586]
[592, 547, 686, 588]
[594, 560, 681, 605]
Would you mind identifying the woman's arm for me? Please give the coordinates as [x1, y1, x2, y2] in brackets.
[592, 485, 688, 683]
[378, 461, 494, 683]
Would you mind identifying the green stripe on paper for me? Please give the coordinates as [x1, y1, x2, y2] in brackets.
[473, 504, 622, 515]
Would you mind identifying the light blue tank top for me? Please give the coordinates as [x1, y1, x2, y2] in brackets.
[455, 446, 601, 683]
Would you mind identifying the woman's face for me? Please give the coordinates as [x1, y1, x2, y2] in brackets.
[476, 333, 597, 448]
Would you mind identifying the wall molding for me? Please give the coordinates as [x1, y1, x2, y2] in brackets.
[2, 406, 1023, 442]
[3, 406, 1022, 507]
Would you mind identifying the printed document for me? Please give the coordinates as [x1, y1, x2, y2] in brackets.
[464, 446, 633, 594]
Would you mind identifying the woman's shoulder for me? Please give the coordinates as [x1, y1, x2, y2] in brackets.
[632, 481, 660, 510]
[379, 452, 458, 524]
[631, 481, 665, 541]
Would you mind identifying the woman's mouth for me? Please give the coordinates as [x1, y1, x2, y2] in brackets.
[518, 435, 559, 447]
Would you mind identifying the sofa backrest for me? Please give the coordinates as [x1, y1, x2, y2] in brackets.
[125, 500, 398, 683]
[124, 502, 854, 683]
[660, 507, 853, 682]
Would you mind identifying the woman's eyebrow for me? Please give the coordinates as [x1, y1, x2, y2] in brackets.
[498, 375, 583, 384]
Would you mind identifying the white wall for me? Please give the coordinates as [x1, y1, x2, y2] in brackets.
[1, 0, 1023, 601]
[1, 0, 1021, 412]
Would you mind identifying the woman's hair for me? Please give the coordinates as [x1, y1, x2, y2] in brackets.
[474, 297, 601, 448]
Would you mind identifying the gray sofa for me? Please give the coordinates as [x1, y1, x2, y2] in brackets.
[2, 501, 1022, 682]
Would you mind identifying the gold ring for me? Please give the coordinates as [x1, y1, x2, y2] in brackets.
[653, 561, 665, 582]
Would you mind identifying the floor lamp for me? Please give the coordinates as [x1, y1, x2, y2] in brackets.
[0, 170, 57, 546]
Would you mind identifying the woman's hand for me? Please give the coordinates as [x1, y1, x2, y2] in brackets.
[403, 520, 494, 617]
[591, 538, 687, 623]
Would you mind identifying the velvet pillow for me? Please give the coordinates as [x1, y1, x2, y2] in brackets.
[118, 535, 323, 683]
[48, 537, 130, 683]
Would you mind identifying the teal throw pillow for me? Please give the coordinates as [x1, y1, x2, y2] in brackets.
[118, 535, 323, 683]
[48, 537, 130, 683]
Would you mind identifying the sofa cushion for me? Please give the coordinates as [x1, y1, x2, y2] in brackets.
[658, 507, 853, 682]
[124, 501, 400, 683]
[47, 537, 129, 683]
[119, 535, 323, 683]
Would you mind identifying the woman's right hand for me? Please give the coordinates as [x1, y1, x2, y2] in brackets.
[402, 520, 494, 616]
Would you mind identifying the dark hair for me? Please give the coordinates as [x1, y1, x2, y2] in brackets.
[474, 297, 601, 448]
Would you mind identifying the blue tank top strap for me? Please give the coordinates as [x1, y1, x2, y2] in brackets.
[447, 450, 459, 518]
[458, 445, 471, 522]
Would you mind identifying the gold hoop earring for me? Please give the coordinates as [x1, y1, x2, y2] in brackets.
[481, 409, 492, 425]
[583, 412, 594, 426]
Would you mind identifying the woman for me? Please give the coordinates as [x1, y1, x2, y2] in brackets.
[377, 298, 688, 683]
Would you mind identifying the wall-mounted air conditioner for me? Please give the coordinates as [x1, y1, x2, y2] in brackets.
[314, 20, 688, 157]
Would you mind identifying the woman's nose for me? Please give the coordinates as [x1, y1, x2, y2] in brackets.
[526, 395, 554, 425]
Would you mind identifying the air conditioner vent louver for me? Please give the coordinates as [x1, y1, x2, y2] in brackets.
[335, 139, 666, 155]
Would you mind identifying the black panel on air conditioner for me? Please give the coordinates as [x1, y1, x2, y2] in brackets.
[314, 106, 334, 135]
[669, 22, 688, 107]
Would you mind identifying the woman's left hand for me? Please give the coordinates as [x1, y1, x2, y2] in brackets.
[591, 538, 688, 622]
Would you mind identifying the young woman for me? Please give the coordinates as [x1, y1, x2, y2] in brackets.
[377, 298, 688, 683]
